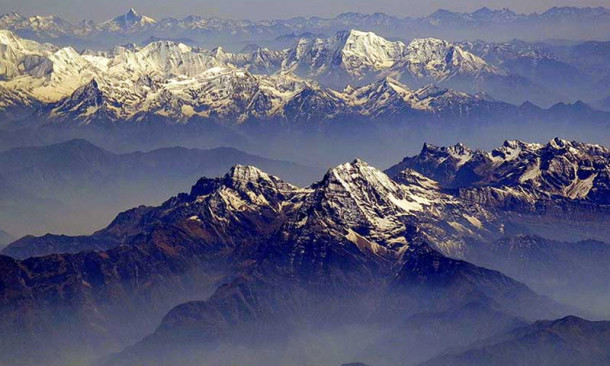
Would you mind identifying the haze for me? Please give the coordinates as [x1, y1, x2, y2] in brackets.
[1, 0, 609, 21]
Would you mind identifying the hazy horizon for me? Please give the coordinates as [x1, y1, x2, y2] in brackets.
[1, 0, 609, 22]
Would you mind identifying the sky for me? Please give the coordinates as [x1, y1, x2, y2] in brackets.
[1, 0, 609, 22]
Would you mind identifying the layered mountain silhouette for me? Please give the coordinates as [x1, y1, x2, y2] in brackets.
[419, 316, 610, 366]
[386, 138, 610, 315]
[0, 160, 573, 366]
[2, 6, 610, 47]
[0, 139, 317, 237]
[1, 5, 610, 366]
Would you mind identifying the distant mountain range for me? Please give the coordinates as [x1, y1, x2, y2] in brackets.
[1, 27, 610, 170]
[1, 28, 609, 131]
[386, 138, 610, 316]
[386, 138, 610, 247]
[0, 28, 533, 126]
[387, 138, 610, 209]
[2, 6, 610, 49]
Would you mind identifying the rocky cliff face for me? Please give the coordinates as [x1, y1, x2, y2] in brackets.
[387, 138, 610, 209]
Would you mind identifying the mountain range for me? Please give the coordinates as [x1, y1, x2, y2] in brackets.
[386, 138, 610, 315]
[2, 6, 610, 50]
[0, 28, 533, 126]
[387, 138, 610, 209]
[1, 6, 610, 366]
[0, 159, 568, 366]
[1, 137, 610, 366]
[2, 27, 610, 163]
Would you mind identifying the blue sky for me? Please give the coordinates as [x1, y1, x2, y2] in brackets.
[1, 0, 608, 21]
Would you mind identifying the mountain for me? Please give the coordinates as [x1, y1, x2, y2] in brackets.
[390, 37, 500, 83]
[99, 8, 156, 32]
[458, 39, 610, 102]
[281, 29, 409, 87]
[2, 159, 500, 258]
[275, 30, 551, 106]
[0, 29, 542, 130]
[387, 138, 610, 208]
[419, 316, 610, 366]
[0, 161, 569, 366]
[3, 6, 610, 49]
[386, 138, 610, 316]
[0, 139, 318, 237]
[109, 240, 558, 366]
[0, 11, 76, 39]
[463, 235, 610, 317]
[0, 29, 589, 129]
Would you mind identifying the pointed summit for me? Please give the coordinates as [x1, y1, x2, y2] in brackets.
[126, 8, 139, 18]
[188, 164, 299, 211]
[101, 8, 156, 32]
[317, 159, 427, 216]
[322, 158, 399, 194]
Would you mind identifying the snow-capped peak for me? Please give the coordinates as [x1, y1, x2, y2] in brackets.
[420, 142, 474, 164]
[0, 29, 51, 53]
[100, 8, 156, 32]
[390, 138, 610, 205]
[0, 31, 510, 125]
[304, 158, 498, 255]
[341, 29, 407, 70]
[324, 158, 401, 194]
[402, 37, 500, 80]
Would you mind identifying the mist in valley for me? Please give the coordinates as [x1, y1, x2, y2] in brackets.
[1, 2, 610, 366]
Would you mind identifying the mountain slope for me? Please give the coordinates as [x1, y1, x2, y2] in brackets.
[0, 30, 564, 126]
[0, 161, 568, 366]
[463, 235, 610, 317]
[419, 316, 610, 366]
[106, 238, 563, 366]
[387, 138, 610, 207]
[3, 7, 610, 48]
[386, 138, 610, 316]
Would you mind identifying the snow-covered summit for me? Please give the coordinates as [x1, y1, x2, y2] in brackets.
[0, 31, 512, 125]
[280, 30, 501, 87]
[100, 8, 157, 32]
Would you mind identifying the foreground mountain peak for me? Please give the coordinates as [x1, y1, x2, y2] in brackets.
[227, 164, 278, 183]
[325, 158, 401, 194]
